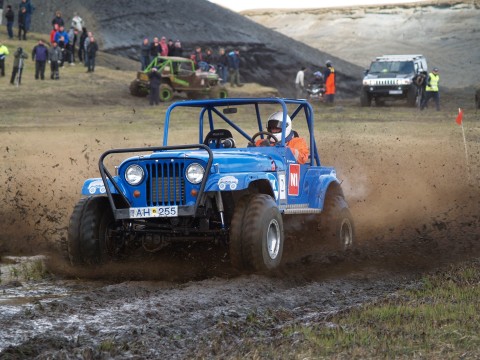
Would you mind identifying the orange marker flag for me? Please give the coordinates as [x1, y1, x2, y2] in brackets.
[456, 108, 463, 126]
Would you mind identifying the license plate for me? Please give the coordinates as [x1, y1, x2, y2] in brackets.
[129, 206, 178, 218]
[389, 90, 402, 95]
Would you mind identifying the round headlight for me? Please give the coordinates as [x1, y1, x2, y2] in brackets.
[186, 163, 205, 184]
[125, 164, 144, 186]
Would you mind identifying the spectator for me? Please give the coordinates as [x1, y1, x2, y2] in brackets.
[227, 49, 242, 87]
[0, 1, 3, 25]
[57, 35, 66, 67]
[31, 39, 48, 80]
[49, 23, 58, 44]
[150, 37, 160, 58]
[420, 67, 440, 111]
[323, 60, 336, 104]
[148, 67, 161, 106]
[54, 25, 69, 46]
[83, 31, 92, 67]
[48, 41, 62, 80]
[19, 0, 33, 32]
[159, 36, 168, 56]
[216, 48, 228, 85]
[10, 46, 28, 85]
[17, 6, 26, 40]
[140, 37, 150, 70]
[78, 27, 87, 63]
[51, 10, 64, 28]
[67, 26, 77, 65]
[167, 39, 175, 56]
[5, 5, 14, 39]
[86, 36, 98, 73]
[204, 48, 214, 65]
[190, 45, 203, 69]
[295, 66, 306, 98]
[170, 39, 183, 57]
[0, 40, 9, 77]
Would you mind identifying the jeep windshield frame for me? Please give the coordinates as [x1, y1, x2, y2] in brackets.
[163, 98, 320, 166]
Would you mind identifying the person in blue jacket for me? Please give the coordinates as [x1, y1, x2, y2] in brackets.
[227, 49, 243, 87]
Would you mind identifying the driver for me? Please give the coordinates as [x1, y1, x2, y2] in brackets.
[256, 111, 309, 164]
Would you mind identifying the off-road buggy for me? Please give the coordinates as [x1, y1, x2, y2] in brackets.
[65, 98, 354, 273]
[129, 56, 228, 101]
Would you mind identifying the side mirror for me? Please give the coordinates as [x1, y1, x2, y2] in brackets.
[223, 107, 237, 114]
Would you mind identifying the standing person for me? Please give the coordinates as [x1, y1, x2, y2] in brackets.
[0, 41, 9, 77]
[51, 10, 64, 28]
[140, 37, 150, 70]
[159, 36, 168, 56]
[48, 41, 62, 79]
[171, 39, 183, 57]
[150, 37, 160, 59]
[295, 66, 306, 98]
[323, 60, 336, 104]
[31, 39, 48, 80]
[420, 67, 440, 111]
[5, 5, 14, 39]
[227, 49, 242, 87]
[216, 47, 228, 85]
[49, 23, 58, 44]
[0, 0, 3, 25]
[148, 67, 161, 105]
[10, 46, 28, 85]
[190, 45, 203, 69]
[19, 0, 33, 32]
[17, 6, 26, 40]
[167, 39, 174, 56]
[78, 27, 87, 63]
[86, 36, 98, 73]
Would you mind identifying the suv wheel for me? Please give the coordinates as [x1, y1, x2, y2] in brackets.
[407, 86, 418, 107]
[360, 90, 371, 107]
[210, 86, 228, 99]
[229, 194, 284, 272]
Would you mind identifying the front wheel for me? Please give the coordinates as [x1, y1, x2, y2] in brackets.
[229, 194, 284, 272]
[209, 86, 228, 99]
[360, 90, 371, 107]
[65, 196, 119, 265]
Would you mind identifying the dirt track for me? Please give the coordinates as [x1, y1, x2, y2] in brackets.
[0, 75, 479, 357]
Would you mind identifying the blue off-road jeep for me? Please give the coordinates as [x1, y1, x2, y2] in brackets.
[66, 98, 354, 272]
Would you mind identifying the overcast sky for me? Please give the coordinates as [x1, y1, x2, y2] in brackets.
[208, 0, 426, 12]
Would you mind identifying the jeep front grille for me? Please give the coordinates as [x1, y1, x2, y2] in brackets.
[146, 162, 186, 206]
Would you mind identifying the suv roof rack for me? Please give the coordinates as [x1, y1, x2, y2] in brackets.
[376, 54, 424, 61]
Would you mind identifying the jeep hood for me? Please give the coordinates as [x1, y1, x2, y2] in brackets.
[121, 149, 281, 173]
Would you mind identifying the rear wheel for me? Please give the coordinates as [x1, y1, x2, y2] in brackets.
[209, 86, 228, 99]
[159, 83, 174, 102]
[321, 194, 354, 251]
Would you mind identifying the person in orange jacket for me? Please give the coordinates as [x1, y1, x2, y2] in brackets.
[256, 111, 309, 164]
[324, 60, 336, 104]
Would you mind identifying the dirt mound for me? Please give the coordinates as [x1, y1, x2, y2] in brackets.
[28, 0, 362, 98]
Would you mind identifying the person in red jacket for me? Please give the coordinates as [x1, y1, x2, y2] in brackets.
[324, 60, 336, 104]
[256, 111, 309, 164]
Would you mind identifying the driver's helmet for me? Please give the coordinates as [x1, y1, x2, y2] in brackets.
[267, 111, 292, 142]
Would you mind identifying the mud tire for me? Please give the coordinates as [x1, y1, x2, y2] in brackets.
[66, 196, 115, 265]
[407, 86, 418, 107]
[129, 80, 148, 97]
[230, 194, 284, 272]
[229, 194, 255, 270]
[321, 194, 354, 251]
[159, 84, 174, 102]
[360, 90, 371, 107]
[209, 86, 228, 99]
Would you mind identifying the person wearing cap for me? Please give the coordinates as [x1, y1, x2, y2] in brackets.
[420, 67, 440, 111]
[323, 60, 336, 104]
[255, 111, 309, 164]
[159, 36, 168, 56]
[10, 46, 28, 85]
